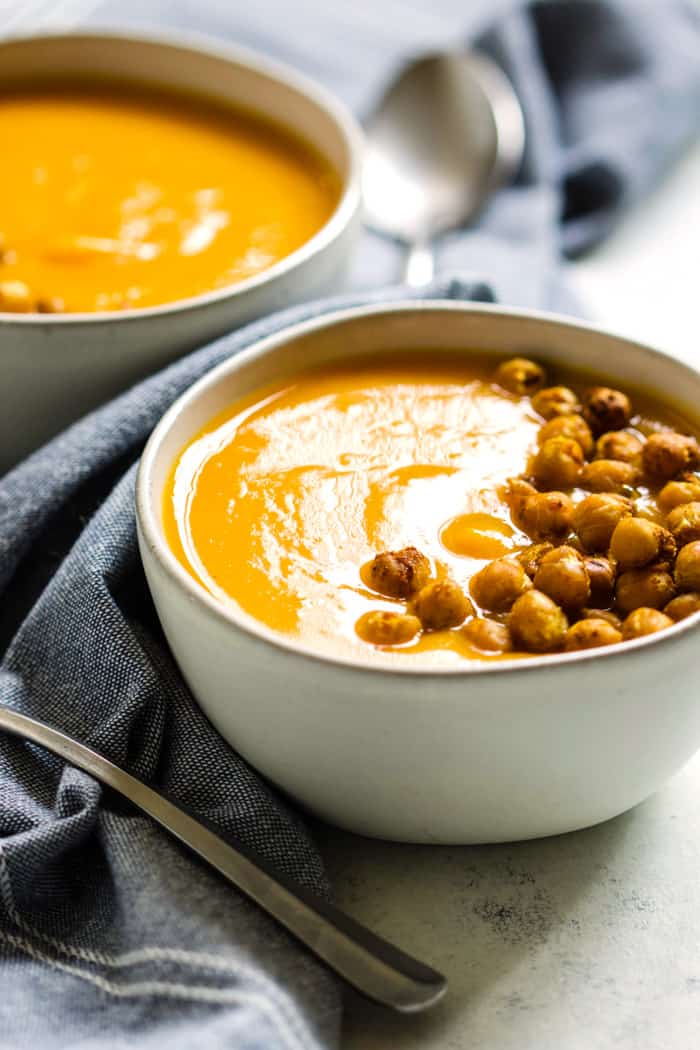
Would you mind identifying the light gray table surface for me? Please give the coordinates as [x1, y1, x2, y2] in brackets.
[1, 3, 698, 1043]
[318, 138, 700, 1050]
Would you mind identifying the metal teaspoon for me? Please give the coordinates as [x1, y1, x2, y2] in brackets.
[0, 705, 447, 1013]
[363, 51, 525, 286]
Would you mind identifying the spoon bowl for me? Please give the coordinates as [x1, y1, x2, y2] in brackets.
[362, 52, 525, 283]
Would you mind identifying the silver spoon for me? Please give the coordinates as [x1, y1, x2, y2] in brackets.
[0, 705, 447, 1013]
[363, 51, 525, 286]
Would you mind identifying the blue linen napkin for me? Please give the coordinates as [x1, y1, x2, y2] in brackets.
[0, 2, 699, 1047]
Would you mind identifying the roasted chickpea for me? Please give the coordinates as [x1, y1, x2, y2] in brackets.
[413, 579, 472, 630]
[538, 414, 594, 458]
[355, 611, 421, 646]
[470, 557, 532, 612]
[674, 541, 700, 591]
[610, 517, 661, 569]
[616, 567, 675, 613]
[508, 590, 568, 652]
[642, 432, 700, 483]
[580, 459, 640, 494]
[595, 431, 643, 464]
[621, 608, 674, 640]
[565, 618, 622, 651]
[666, 501, 700, 546]
[0, 280, 33, 313]
[664, 592, 700, 622]
[462, 618, 513, 653]
[583, 386, 631, 434]
[583, 555, 617, 604]
[507, 477, 537, 506]
[531, 386, 580, 420]
[657, 475, 700, 512]
[532, 437, 583, 490]
[515, 542, 555, 579]
[573, 493, 632, 552]
[609, 518, 676, 571]
[655, 529, 679, 568]
[580, 607, 622, 629]
[533, 545, 590, 609]
[365, 546, 431, 599]
[495, 357, 546, 396]
[511, 488, 575, 541]
[36, 297, 66, 314]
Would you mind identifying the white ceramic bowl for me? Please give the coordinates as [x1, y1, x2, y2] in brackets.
[137, 302, 700, 844]
[0, 29, 362, 471]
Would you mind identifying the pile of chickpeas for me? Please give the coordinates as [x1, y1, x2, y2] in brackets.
[356, 356, 700, 656]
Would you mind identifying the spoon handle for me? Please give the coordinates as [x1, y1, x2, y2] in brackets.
[404, 239, 435, 287]
[0, 705, 447, 1013]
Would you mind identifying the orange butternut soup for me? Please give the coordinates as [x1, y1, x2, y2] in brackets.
[163, 357, 540, 665]
[0, 80, 339, 313]
[165, 355, 700, 666]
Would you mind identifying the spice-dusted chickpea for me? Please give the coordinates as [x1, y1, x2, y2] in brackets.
[36, 296, 66, 314]
[573, 493, 632, 551]
[666, 502, 700, 546]
[511, 488, 575, 541]
[654, 526, 677, 564]
[609, 518, 676, 571]
[538, 414, 594, 458]
[616, 567, 675, 613]
[621, 608, 674, 640]
[580, 459, 640, 494]
[582, 386, 631, 434]
[531, 386, 580, 420]
[532, 437, 583, 490]
[507, 477, 537, 506]
[565, 618, 622, 651]
[583, 555, 617, 604]
[356, 610, 422, 646]
[413, 579, 473, 630]
[580, 607, 622, 629]
[664, 592, 700, 622]
[533, 545, 590, 609]
[462, 618, 513, 653]
[507, 479, 543, 535]
[0, 280, 33, 313]
[642, 432, 700, 483]
[508, 590, 568, 652]
[595, 431, 643, 464]
[495, 357, 546, 396]
[657, 476, 700, 512]
[515, 542, 555, 579]
[365, 546, 431, 599]
[470, 558, 532, 612]
[674, 541, 700, 591]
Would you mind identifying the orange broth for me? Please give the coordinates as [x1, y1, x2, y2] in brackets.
[0, 79, 339, 312]
[165, 357, 538, 665]
[164, 356, 699, 666]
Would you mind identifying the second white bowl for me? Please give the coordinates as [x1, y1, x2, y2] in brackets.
[0, 29, 363, 471]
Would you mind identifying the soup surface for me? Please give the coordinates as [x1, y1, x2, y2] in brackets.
[164, 355, 700, 667]
[0, 80, 339, 312]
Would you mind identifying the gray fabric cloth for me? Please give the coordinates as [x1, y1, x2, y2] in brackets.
[0, 2, 699, 1047]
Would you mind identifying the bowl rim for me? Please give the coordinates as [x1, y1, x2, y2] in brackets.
[136, 298, 700, 679]
[0, 26, 364, 325]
